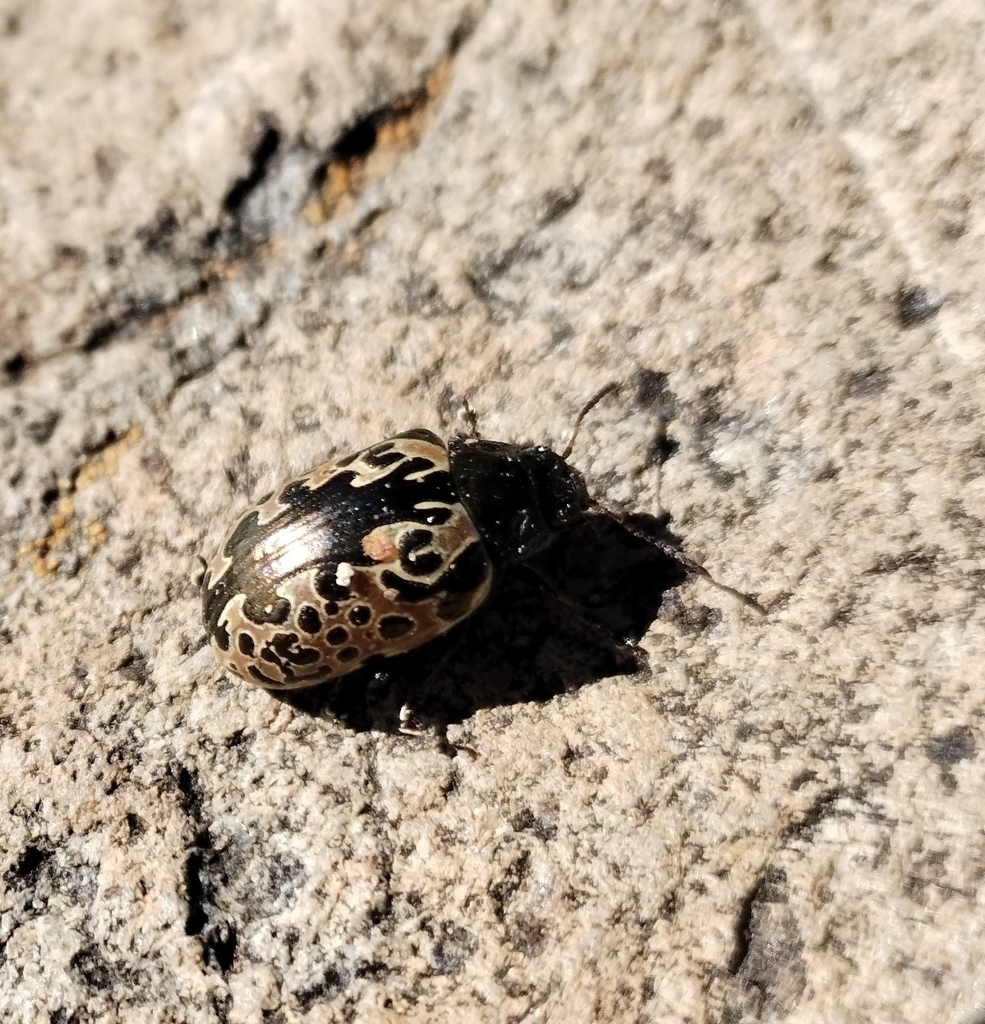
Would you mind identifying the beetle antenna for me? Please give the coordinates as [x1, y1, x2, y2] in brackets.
[561, 382, 622, 459]
[587, 499, 767, 616]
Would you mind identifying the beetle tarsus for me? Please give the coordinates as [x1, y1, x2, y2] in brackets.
[398, 702, 427, 735]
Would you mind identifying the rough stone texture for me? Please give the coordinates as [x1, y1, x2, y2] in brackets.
[1, 0, 983, 1021]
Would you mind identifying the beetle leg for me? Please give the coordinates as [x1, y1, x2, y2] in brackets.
[588, 503, 767, 616]
[394, 629, 473, 751]
[398, 702, 477, 758]
[438, 386, 481, 438]
[511, 563, 647, 675]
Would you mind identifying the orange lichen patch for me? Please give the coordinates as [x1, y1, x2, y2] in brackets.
[336, 237, 366, 272]
[17, 423, 143, 581]
[199, 258, 243, 286]
[18, 496, 74, 578]
[75, 424, 144, 489]
[198, 240, 277, 286]
[85, 518, 108, 552]
[316, 163, 353, 212]
[304, 55, 455, 226]
[423, 56, 453, 104]
[49, 496, 75, 536]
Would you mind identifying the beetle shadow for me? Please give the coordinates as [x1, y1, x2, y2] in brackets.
[273, 513, 691, 734]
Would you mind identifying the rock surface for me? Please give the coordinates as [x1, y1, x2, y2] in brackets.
[2, 0, 984, 1021]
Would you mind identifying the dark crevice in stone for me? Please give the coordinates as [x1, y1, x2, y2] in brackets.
[927, 725, 976, 766]
[80, 282, 207, 354]
[25, 407, 60, 443]
[38, 24, 477, 371]
[136, 205, 180, 253]
[4, 842, 55, 887]
[307, 21, 475, 223]
[82, 319, 119, 353]
[489, 851, 531, 922]
[165, 762, 206, 823]
[223, 117, 283, 214]
[167, 328, 250, 394]
[538, 185, 583, 226]
[727, 876, 762, 975]
[48, 1011, 81, 1024]
[69, 945, 115, 991]
[211, 993, 232, 1024]
[183, 830, 238, 974]
[295, 958, 353, 1010]
[429, 923, 478, 975]
[366, 840, 395, 931]
[79, 426, 119, 457]
[864, 547, 940, 575]
[3, 352, 27, 381]
[69, 943, 147, 995]
[330, 116, 378, 164]
[840, 364, 892, 399]
[510, 807, 558, 842]
[22, 23, 484, 373]
[780, 788, 847, 841]
[116, 650, 149, 683]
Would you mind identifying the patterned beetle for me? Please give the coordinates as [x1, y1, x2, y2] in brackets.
[201, 388, 759, 691]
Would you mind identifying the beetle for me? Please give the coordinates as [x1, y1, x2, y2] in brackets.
[201, 385, 760, 692]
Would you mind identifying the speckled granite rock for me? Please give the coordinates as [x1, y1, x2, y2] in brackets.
[2, 0, 984, 1021]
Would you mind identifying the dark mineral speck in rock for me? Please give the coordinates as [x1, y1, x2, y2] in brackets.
[894, 285, 943, 328]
